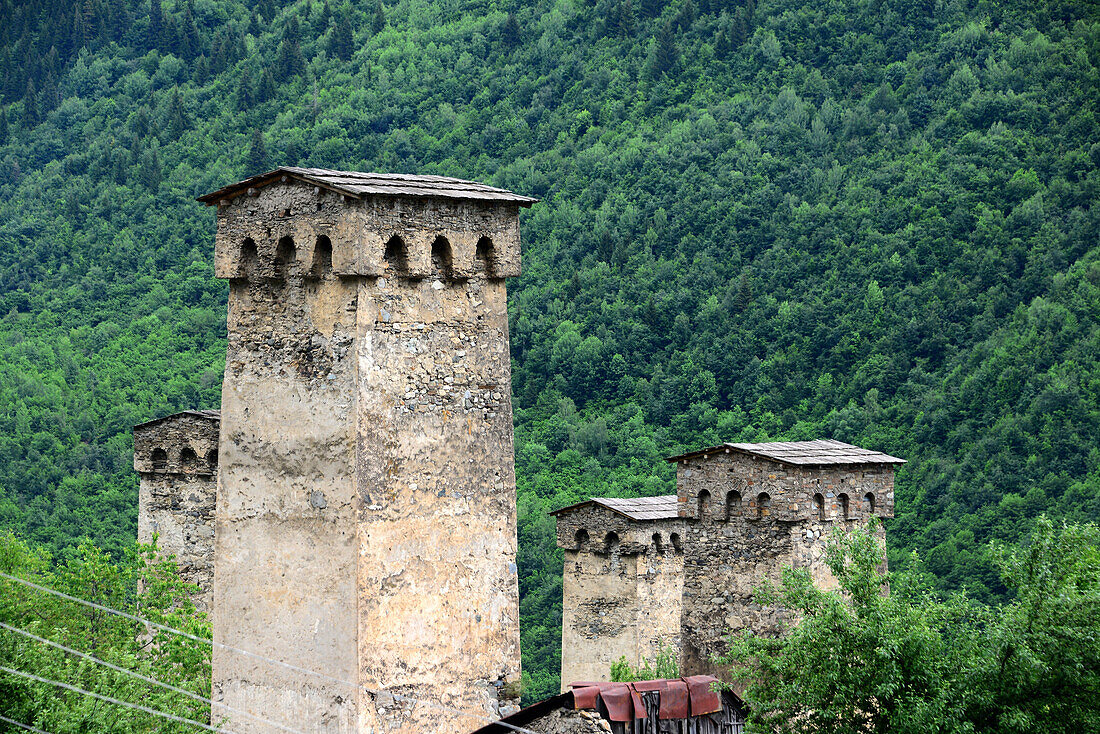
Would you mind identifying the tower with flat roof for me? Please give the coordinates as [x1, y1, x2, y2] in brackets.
[198, 167, 535, 733]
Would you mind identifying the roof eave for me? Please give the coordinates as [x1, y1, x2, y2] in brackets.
[665, 443, 907, 467]
[133, 410, 221, 430]
[197, 167, 356, 205]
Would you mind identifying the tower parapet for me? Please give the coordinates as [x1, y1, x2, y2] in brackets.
[133, 410, 220, 613]
[198, 168, 535, 733]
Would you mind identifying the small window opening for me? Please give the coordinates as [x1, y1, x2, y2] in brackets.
[604, 531, 620, 553]
[652, 533, 663, 554]
[180, 447, 197, 469]
[311, 235, 333, 278]
[384, 235, 409, 275]
[697, 490, 711, 521]
[475, 236, 495, 276]
[725, 490, 742, 520]
[756, 492, 771, 519]
[151, 448, 168, 471]
[813, 493, 825, 521]
[282, 208, 291, 217]
[838, 493, 850, 520]
[237, 238, 258, 280]
[206, 449, 218, 472]
[575, 528, 589, 549]
[865, 492, 876, 515]
[273, 236, 296, 278]
[431, 236, 454, 279]
[669, 533, 682, 552]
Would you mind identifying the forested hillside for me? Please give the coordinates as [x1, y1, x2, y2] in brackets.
[0, 0, 1097, 700]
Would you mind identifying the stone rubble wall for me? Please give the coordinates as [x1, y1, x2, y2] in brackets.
[133, 414, 219, 614]
[555, 505, 685, 689]
[210, 181, 522, 734]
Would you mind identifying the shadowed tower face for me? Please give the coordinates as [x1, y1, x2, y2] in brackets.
[200, 168, 535, 733]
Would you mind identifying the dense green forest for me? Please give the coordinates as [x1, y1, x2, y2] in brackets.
[0, 0, 1097, 702]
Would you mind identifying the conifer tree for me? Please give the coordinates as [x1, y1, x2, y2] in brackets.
[329, 12, 353, 61]
[246, 128, 268, 173]
[502, 13, 521, 48]
[21, 79, 36, 126]
[0, 106, 8, 145]
[149, 0, 163, 49]
[620, 0, 636, 37]
[193, 54, 209, 85]
[71, 5, 86, 54]
[236, 66, 254, 110]
[165, 87, 189, 138]
[640, 0, 663, 19]
[372, 3, 386, 34]
[258, 67, 276, 102]
[650, 21, 677, 78]
[730, 7, 748, 48]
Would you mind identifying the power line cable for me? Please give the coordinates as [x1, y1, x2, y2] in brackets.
[0, 714, 51, 734]
[0, 622, 306, 734]
[0, 665, 234, 733]
[0, 571, 539, 733]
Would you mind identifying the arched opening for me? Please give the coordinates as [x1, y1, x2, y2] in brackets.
[725, 490, 742, 520]
[604, 531, 620, 554]
[180, 447, 197, 470]
[475, 236, 495, 276]
[273, 236, 296, 278]
[383, 235, 409, 275]
[310, 235, 333, 278]
[813, 493, 825, 521]
[431, 235, 454, 279]
[864, 492, 876, 515]
[669, 533, 682, 552]
[151, 448, 168, 471]
[575, 528, 589, 549]
[697, 490, 711, 521]
[652, 532, 663, 554]
[236, 238, 258, 280]
[206, 449, 218, 473]
[838, 493, 850, 520]
[756, 492, 771, 519]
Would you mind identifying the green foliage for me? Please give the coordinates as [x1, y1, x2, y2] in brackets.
[721, 518, 1100, 734]
[0, 534, 212, 732]
[0, 0, 1095, 706]
[610, 642, 680, 682]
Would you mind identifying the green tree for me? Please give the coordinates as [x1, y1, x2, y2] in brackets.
[0, 106, 8, 145]
[246, 128, 268, 174]
[371, 4, 386, 35]
[329, 12, 353, 61]
[502, 13, 521, 49]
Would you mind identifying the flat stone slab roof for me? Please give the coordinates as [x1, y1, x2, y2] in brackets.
[198, 167, 538, 206]
[551, 494, 679, 521]
[666, 439, 905, 466]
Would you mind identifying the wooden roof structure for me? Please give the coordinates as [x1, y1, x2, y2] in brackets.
[665, 439, 905, 466]
[197, 167, 538, 206]
[133, 409, 220, 430]
[550, 495, 680, 521]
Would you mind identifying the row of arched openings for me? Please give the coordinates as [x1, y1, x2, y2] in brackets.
[150, 446, 218, 474]
[573, 528, 683, 554]
[697, 490, 771, 521]
[234, 234, 497, 280]
[811, 492, 877, 520]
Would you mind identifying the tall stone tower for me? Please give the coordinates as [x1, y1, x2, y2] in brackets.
[198, 168, 535, 733]
[669, 440, 903, 678]
[133, 410, 220, 614]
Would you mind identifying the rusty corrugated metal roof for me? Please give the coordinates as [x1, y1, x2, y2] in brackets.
[665, 439, 905, 466]
[133, 410, 220, 430]
[550, 495, 680, 521]
[197, 167, 538, 206]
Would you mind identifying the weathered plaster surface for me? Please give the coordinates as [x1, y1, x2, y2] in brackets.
[210, 182, 522, 733]
[134, 413, 219, 613]
[554, 505, 684, 690]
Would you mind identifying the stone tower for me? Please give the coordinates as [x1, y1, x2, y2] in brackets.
[133, 410, 220, 614]
[197, 168, 535, 733]
[670, 440, 903, 678]
[551, 497, 684, 690]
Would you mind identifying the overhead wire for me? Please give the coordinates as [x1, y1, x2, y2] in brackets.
[0, 571, 540, 734]
[0, 714, 52, 734]
[0, 665, 235, 733]
[0, 622, 307, 734]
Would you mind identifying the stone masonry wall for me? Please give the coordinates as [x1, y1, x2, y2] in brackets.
[133, 413, 219, 614]
[210, 181, 522, 734]
[675, 450, 894, 679]
[555, 505, 684, 689]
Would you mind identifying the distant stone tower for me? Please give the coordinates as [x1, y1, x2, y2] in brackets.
[670, 440, 903, 678]
[133, 410, 220, 614]
[198, 168, 535, 733]
[551, 497, 684, 690]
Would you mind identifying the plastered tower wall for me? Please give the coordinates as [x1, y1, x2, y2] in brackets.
[674, 450, 895, 678]
[133, 411, 220, 614]
[554, 504, 684, 689]
[206, 172, 527, 734]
